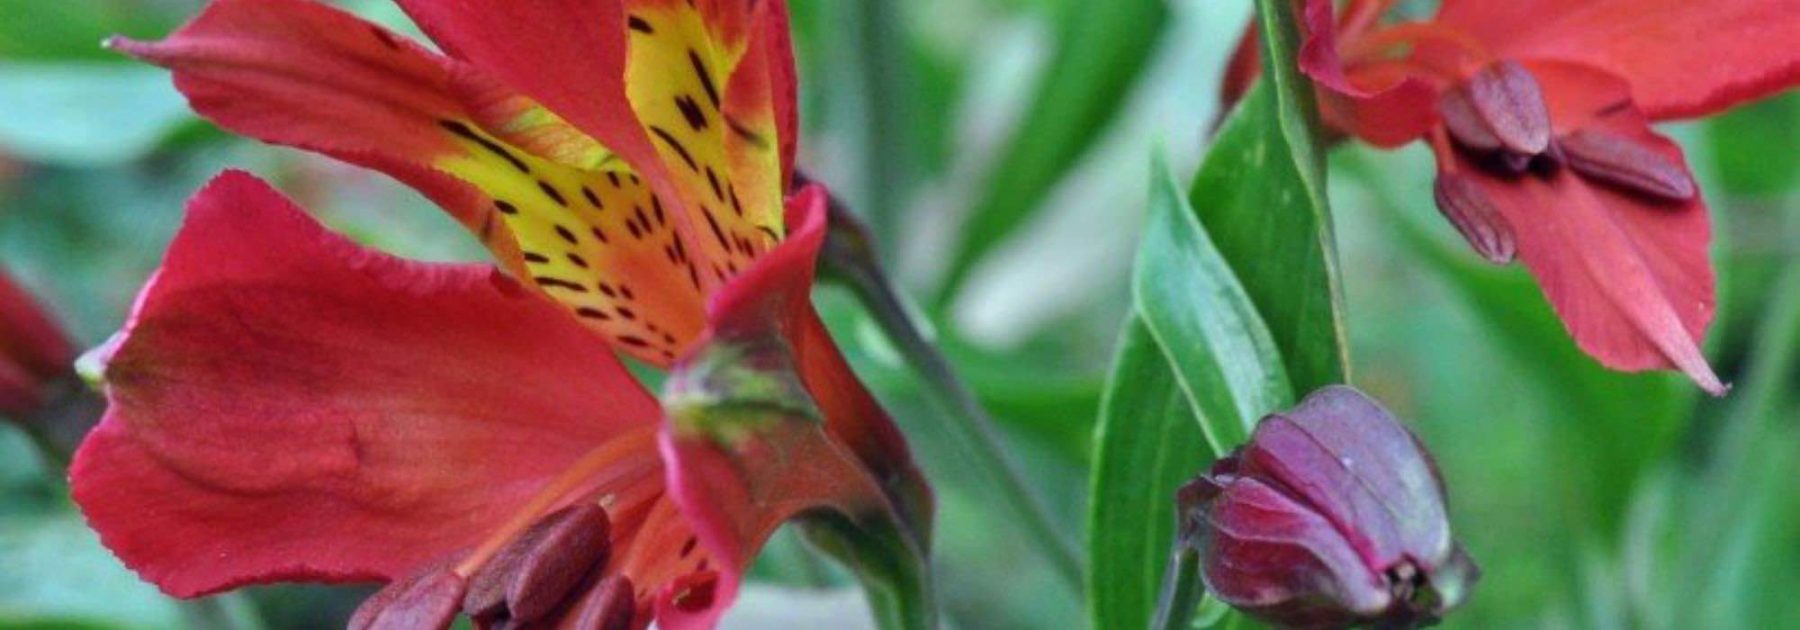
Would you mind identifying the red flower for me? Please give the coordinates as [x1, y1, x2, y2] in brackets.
[74, 171, 929, 629]
[76, 1, 931, 627]
[1233, 0, 1800, 394]
[0, 268, 76, 419]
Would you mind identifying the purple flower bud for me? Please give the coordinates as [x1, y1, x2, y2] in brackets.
[1182, 386, 1478, 629]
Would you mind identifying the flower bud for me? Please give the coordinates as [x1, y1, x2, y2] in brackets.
[0, 270, 76, 418]
[1182, 386, 1478, 629]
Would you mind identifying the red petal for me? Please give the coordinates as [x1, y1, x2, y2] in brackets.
[1297, 0, 1439, 147]
[391, 0, 697, 263]
[108, 0, 526, 270]
[395, 0, 658, 174]
[1436, 0, 1800, 120]
[1443, 62, 1723, 393]
[0, 268, 75, 382]
[121, 0, 716, 366]
[70, 172, 662, 598]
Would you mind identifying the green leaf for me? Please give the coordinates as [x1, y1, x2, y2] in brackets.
[0, 62, 191, 166]
[1086, 316, 1209, 630]
[1187, 0, 1347, 393]
[1136, 153, 1294, 453]
[937, 0, 1170, 303]
[1089, 154, 1299, 630]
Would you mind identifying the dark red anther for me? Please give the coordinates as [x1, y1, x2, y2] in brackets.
[1433, 174, 1518, 264]
[1438, 87, 1503, 152]
[462, 502, 613, 623]
[350, 567, 468, 630]
[1559, 128, 1697, 201]
[1464, 60, 1552, 155]
[568, 576, 637, 630]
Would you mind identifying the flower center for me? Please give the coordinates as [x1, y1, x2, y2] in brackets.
[453, 425, 662, 579]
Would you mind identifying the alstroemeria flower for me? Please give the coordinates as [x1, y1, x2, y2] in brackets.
[0, 268, 76, 419]
[111, 0, 802, 368]
[73, 172, 930, 629]
[1227, 0, 1800, 394]
[78, 0, 932, 626]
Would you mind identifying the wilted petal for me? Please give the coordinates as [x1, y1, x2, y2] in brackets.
[71, 172, 662, 597]
[1436, 0, 1800, 120]
[1448, 62, 1723, 393]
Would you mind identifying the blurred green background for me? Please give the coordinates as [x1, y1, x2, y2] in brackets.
[1, 0, 1795, 628]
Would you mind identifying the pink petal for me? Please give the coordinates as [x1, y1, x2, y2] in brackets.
[71, 172, 662, 598]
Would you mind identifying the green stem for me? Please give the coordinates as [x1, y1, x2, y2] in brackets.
[813, 184, 1086, 593]
[1152, 546, 1204, 630]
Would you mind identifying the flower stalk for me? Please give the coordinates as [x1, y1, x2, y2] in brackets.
[810, 178, 1084, 593]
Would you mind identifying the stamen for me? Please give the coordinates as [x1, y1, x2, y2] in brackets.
[453, 426, 659, 578]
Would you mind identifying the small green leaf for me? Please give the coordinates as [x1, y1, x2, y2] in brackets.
[1086, 316, 1209, 630]
[1187, 0, 1348, 393]
[1137, 152, 1294, 453]
[938, 0, 1171, 303]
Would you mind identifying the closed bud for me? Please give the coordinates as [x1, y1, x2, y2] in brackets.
[1464, 60, 1551, 155]
[1182, 386, 1479, 629]
[1558, 128, 1697, 202]
[1432, 174, 1518, 264]
[0, 270, 76, 419]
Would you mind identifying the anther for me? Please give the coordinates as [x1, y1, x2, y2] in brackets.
[462, 503, 613, 623]
[350, 567, 467, 630]
[1558, 128, 1696, 202]
[1433, 174, 1518, 264]
[1465, 60, 1552, 155]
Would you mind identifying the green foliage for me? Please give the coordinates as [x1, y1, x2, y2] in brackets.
[1187, 0, 1347, 394]
[938, 0, 1170, 301]
[1086, 316, 1207, 630]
